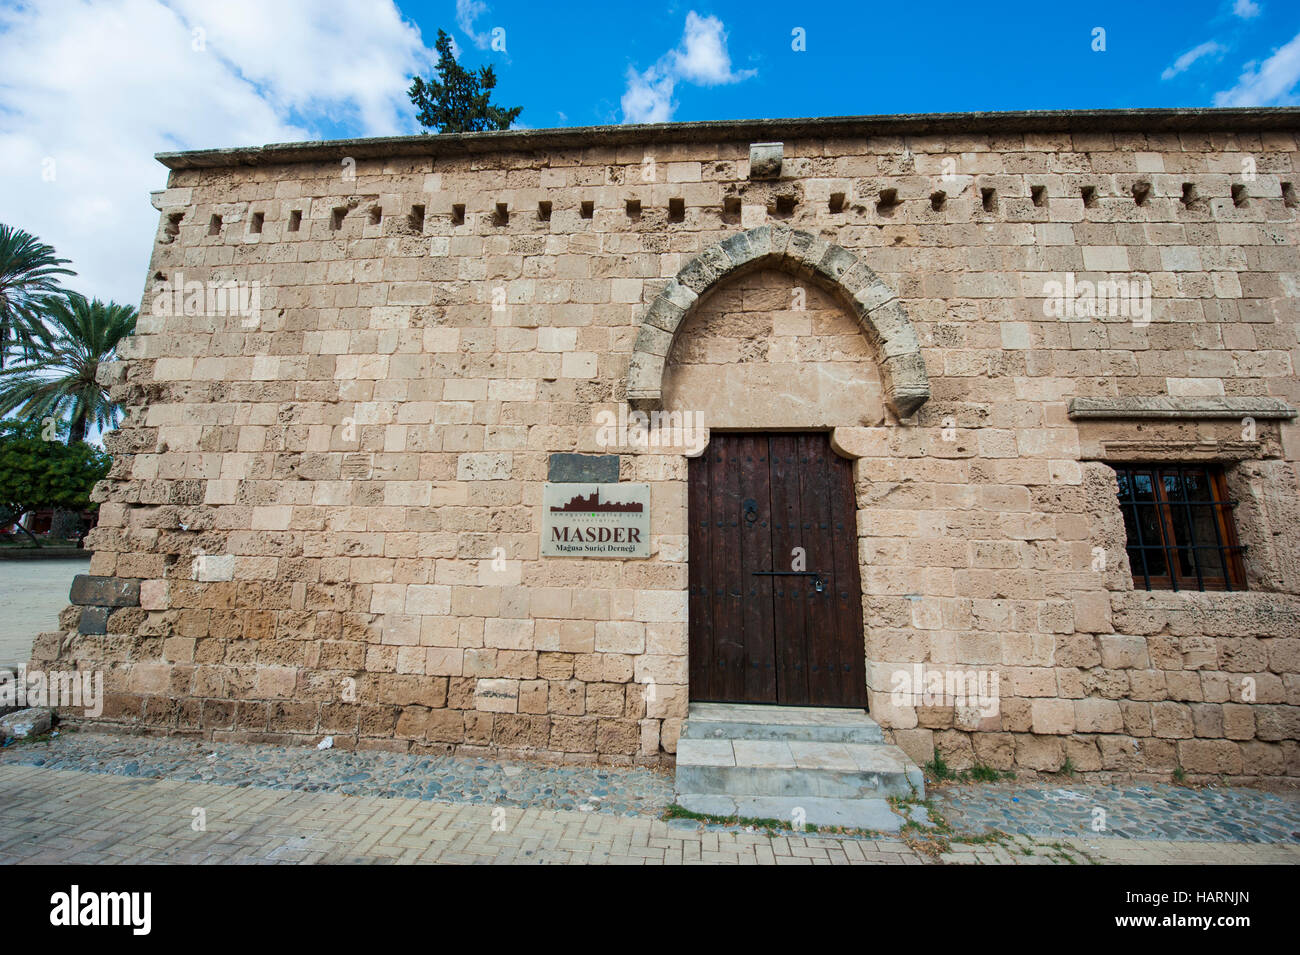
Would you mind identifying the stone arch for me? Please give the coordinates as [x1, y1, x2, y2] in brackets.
[625, 225, 931, 419]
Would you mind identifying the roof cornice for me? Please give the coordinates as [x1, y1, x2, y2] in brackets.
[156, 107, 1300, 171]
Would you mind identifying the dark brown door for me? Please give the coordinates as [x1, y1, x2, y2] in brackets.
[688, 432, 868, 708]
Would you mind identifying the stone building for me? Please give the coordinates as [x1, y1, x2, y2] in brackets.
[35, 108, 1300, 784]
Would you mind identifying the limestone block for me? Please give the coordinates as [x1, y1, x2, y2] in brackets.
[1030, 699, 1075, 735]
[475, 678, 519, 714]
[1098, 634, 1150, 669]
[1074, 698, 1122, 733]
[749, 142, 782, 179]
[1177, 739, 1244, 775]
[594, 620, 645, 654]
[1151, 702, 1194, 739]
[456, 453, 511, 481]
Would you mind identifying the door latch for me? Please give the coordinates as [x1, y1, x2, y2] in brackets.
[752, 571, 826, 592]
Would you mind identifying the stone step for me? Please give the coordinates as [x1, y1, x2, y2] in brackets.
[674, 704, 924, 832]
[674, 737, 924, 801]
[675, 793, 902, 832]
[676, 738, 920, 805]
[682, 702, 886, 744]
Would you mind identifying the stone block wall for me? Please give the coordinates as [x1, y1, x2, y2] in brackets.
[29, 113, 1300, 777]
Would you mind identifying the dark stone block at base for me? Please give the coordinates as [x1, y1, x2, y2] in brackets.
[79, 606, 111, 634]
[69, 575, 140, 608]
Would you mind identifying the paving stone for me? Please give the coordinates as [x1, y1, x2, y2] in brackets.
[1, 730, 1295, 865]
[683, 703, 886, 744]
[732, 740, 796, 769]
[675, 738, 735, 767]
[933, 780, 1300, 844]
[0, 730, 671, 817]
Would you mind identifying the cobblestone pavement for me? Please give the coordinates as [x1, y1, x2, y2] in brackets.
[933, 780, 1300, 844]
[1, 732, 1298, 864]
[0, 731, 673, 817]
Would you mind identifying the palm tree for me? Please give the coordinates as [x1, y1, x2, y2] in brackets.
[0, 224, 75, 368]
[0, 293, 136, 444]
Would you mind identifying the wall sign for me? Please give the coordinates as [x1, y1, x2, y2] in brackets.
[541, 482, 650, 558]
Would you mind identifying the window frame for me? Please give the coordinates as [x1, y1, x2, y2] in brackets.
[1114, 464, 1247, 592]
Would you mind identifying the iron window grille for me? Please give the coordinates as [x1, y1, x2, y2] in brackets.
[1114, 465, 1247, 592]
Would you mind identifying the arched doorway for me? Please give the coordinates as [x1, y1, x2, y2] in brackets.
[626, 227, 925, 712]
[624, 226, 930, 710]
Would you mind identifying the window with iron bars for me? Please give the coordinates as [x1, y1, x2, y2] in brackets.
[1114, 465, 1246, 592]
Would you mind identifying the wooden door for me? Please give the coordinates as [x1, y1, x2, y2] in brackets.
[688, 432, 868, 708]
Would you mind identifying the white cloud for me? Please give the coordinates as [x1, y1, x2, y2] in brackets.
[671, 12, 756, 86]
[1161, 40, 1225, 80]
[1234, 0, 1261, 19]
[1214, 31, 1300, 106]
[622, 66, 676, 125]
[0, 0, 435, 306]
[621, 11, 755, 124]
[455, 0, 491, 50]
[170, 0, 433, 136]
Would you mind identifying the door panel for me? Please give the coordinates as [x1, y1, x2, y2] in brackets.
[688, 432, 867, 708]
[769, 439, 810, 705]
[797, 433, 842, 706]
[826, 439, 868, 706]
[687, 441, 714, 699]
[735, 434, 776, 702]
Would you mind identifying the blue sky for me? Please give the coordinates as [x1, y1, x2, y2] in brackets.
[0, 0, 1297, 307]
[387, 0, 1299, 132]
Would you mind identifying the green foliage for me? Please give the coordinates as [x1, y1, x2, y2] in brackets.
[968, 763, 1016, 783]
[0, 292, 136, 444]
[408, 30, 522, 133]
[0, 223, 75, 368]
[663, 803, 796, 832]
[662, 803, 882, 837]
[924, 753, 1015, 784]
[924, 750, 955, 781]
[0, 419, 109, 544]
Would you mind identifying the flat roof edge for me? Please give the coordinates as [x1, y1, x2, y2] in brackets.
[156, 108, 1300, 171]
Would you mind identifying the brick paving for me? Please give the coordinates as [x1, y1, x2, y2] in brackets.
[0, 764, 919, 865]
[939, 835, 1300, 865]
[3, 762, 1297, 865]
